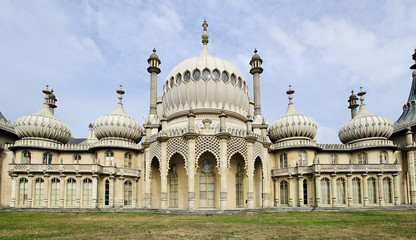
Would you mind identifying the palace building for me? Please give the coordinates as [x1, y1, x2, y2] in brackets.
[1, 19, 416, 210]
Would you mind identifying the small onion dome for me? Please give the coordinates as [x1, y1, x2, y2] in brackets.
[93, 85, 142, 143]
[338, 87, 394, 144]
[148, 48, 160, 61]
[13, 85, 71, 143]
[268, 85, 318, 143]
[251, 48, 263, 62]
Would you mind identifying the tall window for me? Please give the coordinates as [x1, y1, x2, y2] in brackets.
[105, 180, 110, 206]
[280, 153, 288, 168]
[298, 151, 307, 166]
[18, 178, 28, 206]
[383, 178, 392, 204]
[124, 153, 132, 168]
[330, 155, 338, 164]
[199, 161, 215, 208]
[236, 164, 244, 208]
[42, 152, 52, 164]
[34, 178, 44, 206]
[66, 178, 76, 206]
[73, 155, 81, 164]
[358, 153, 368, 164]
[303, 179, 308, 205]
[280, 181, 288, 205]
[50, 178, 60, 206]
[168, 164, 178, 208]
[82, 178, 92, 207]
[336, 178, 346, 204]
[368, 177, 377, 204]
[352, 177, 362, 204]
[379, 151, 388, 164]
[105, 151, 114, 166]
[22, 151, 31, 164]
[321, 178, 330, 205]
[124, 181, 132, 206]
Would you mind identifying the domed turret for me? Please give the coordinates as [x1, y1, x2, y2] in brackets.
[13, 85, 71, 143]
[338, 87, 393, 144]
[161, 18, 250, 119]
[93, 85, 142, 143]
[268, 85, 318, 143]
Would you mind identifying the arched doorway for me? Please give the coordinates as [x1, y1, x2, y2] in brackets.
[228, 153, 246, 208]
[197, 152, 219, 208]
[150, 157, 161, 208]
[168, 153, 188, 209]
[253, 157, 263, 207]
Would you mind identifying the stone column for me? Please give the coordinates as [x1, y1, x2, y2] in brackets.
[288, 176, 294, 207]
[43, 174, 50, 208]
[314, 174, 321, 207]
[407, 150, 416, 204]
[119, 176, 124, 207]
[218, 135, 229, 210]
[262, 144, 270, 208]
[185, 133, 197, 211]
[362, 173, 369, 206]
[347, 174, 352, 207]
[274, 178, 279, 207]
[160, 140, 168, 209]
[133, 178, 138, 207]
[246, 140, 255, 208]
[378, 173, 384, 206]
[92, 174, 98, 208]
[147, 49, 160, 116]
[76, 174, 82, 208]
[10, 174, 17, 207]
[144, 147, 151, 208]
[331, 174, 337, 207]
[27, 174, 33, 208]
[393, 173, 400, 205]
[298, 176, 304, 207]
[60, 174, 66, 208]
[109, 176, 115, 208]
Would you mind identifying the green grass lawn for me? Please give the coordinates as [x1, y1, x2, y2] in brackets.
[0, 210, 415, 239]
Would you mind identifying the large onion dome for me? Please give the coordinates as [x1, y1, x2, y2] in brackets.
[338, 87, 393, 144]
[268, 86, 318, 143]
[161, 18, 250, 118]
[93, 86, 142, 143]
[13, 86, 71, 143]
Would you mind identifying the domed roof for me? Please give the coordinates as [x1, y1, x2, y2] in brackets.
[13, 86, 71, 143]
[161, 19, 249, 118]
[338, 87, 393, 144]
[93, 86, 142, 143]
[268, 86, 318, 143]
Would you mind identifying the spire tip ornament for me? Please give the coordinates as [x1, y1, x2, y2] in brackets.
[202, 17, 209, 45]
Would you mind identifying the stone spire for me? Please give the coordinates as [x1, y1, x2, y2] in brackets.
[348, 90, 359, 119]
[202, 17, 209, 46]
[147, 48, 161, 117]
[250, 48, 264, 120]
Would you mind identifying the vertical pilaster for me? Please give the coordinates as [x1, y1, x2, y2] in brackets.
[274, 178, 279, 207]
[60, 174, 66, 208]
[218, 136, 228, 210]
[362, 173, 369, 206]
[144, 147, 151, 208]
[298, 176, 304, 207]
[288, 176, 294, 207]
[314, 174, 321, 207]
[160, 140, 168, 209]
[119, 176, 124, 207]
[262, 145, 270, 208]
[347, 174, 352, 207]
[92, 174, 98, 208]
[378, 173, 384, 206]
[76, 175, 81, 208]
[10, 174, 17, 207]
[109, 176, 115, 208]
[185, 134, 197, 211]
[246, 140, 255, 208]
[407, 150, 416, 204]
[43, 174, 50, 208]
[133, 178, 138, 207]
[331, 174, 337, 207]
[27, 174, 33, 208]
[393, 173, 400, 205]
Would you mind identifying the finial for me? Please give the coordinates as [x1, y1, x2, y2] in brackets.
[254, 48, 257, 54]
[286, 84, 295, 104]
[42, 84, 51, 95]
[351, 90, 354, 94]
[411, 48, 416, 69]
[357, 86, 366, 104]
[202, 17, 209, 45]
[116, 84, 125, 103]
[153, 48, 156, 53]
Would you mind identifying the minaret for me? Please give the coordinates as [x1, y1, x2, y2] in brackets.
[249, 49, 263, 123]
[147, 48, 161, 117]
[348, 90, 359, 119]
[42, 85, 57, 114]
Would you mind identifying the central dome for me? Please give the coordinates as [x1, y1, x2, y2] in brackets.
[161, 19, 249, 119]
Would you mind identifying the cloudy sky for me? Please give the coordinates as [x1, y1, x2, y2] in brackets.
[0, 0, 415, 143]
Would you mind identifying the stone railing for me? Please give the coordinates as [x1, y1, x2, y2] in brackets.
[270, 138, 318, 150]
[8, 164, 140, 178]
[272, 163, 401, 177]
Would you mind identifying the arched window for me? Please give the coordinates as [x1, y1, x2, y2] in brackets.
[18, 178, 28, 206]
[22, 151, 31, 164]
[352, 177, 362, 204]
[50, 178, 60, 206]
[280, 181, 288, 205]
[124, 153, 132, 168]
[199, 161, 215, 208]
[383, 177, 392, 204]
[368, 177, 377, 204]
[168, 164, 178, 208]
[379, 151, 388, 164]
[303, 179, 308, 205]
[280, 153, 287, 168]
[336, 178, 346, 204]
[321, 178, 330, 205]
[358, 153, 368, 164]
[34, 178, 44, 206]
[66, 178, 76, 206]
[73, 155, 81, 164]
[82, 178, 92, 207]
[105, 180, 110, 206]
[124, 181, 132, 206]
[298, 151, 307, 166]
[42, 152, 52, 164]
[330, 155, 338, 164]
[105, 151, 114, 166]
[236, 163, 244, 208]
